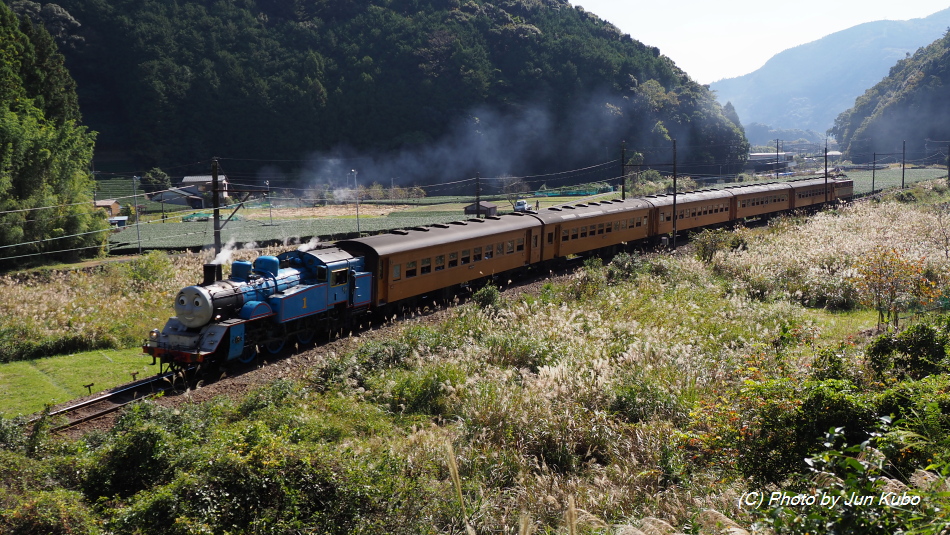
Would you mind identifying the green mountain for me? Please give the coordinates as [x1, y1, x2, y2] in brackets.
[711, 8, 950, 135]
[831, 29, 950, 163]
[12, 0, 747, 185]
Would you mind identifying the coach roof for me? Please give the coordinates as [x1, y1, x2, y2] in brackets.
[337, 213, 540, 257]
[533, 198, 653, 224]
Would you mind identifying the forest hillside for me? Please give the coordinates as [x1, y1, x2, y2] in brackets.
[10, 0, 748, 185]
[832, 28, 950, 164]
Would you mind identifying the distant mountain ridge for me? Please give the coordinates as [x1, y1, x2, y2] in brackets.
[710, 8, 950, 136]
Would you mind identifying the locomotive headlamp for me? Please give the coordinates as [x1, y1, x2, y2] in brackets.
[148, 328, 160, 347]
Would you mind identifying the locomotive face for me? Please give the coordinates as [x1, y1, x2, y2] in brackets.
[174, 286, 214, 328]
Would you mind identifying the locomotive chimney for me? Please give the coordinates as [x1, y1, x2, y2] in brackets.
[203, 263, 222, 286]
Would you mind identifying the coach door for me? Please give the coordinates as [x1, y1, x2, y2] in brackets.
[529, 227, 542, 264]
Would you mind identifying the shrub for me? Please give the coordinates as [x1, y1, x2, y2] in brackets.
[606, 251, 642, 282]
[866, 321, 949, 379]
[1, 489, 100, 535]
[735, 379, 876, 484]
[610, 375, 687, 424]
[388, 363, 466, 417]
[758, 429, 942, 534]
[237, 378, 299, 416]
[692, 228, 733, 264]
[83, 423, 176, 499]
[471, 284, 500, 309]
[126, 250, 173, 287]
[0, 416, 27, 452]
[569, 257, 606, 299]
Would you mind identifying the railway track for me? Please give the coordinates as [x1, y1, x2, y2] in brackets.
[36, 372, 183, 433]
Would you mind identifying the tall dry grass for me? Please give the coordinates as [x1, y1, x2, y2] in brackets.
[0, 246, 292, 362]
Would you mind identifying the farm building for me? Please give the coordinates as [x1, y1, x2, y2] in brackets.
[747, 152, 796, 173]
[108, 216, 129, 227]
[147, 175, 229, 209]
[463, 201, 497, 217]
[94, 199, 120, 216]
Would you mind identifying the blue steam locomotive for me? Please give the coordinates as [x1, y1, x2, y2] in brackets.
[144, 247, 372, 373]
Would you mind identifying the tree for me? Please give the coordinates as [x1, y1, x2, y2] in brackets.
[722, 101, 744, 135]
[140, 167, 170, 194]
[852, 246, 939, 329]
[0, 3, 106, 266]
[501, 176, 530, 208]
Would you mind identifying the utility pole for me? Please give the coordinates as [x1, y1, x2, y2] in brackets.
[902, 140, 906, 189]
[475, 172, 481, 219]
[672, 139, 678, 250]
[775, 138, 780, 178]
[212, 158, 222, 257]
[132, 175, 142, 254]
[946, 144, 949, 189]
[620, 141, 626, 200]
[354, 170, 360, 235]
[872, 152, 876, 194]
[824, 142, 828, 203]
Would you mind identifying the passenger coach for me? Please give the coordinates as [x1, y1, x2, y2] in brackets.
[337, 214, 542, 309]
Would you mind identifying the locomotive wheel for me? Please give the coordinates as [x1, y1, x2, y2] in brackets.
[296, 330, 315, 345]
[264, 338, 286, 355]
[238, 346, 258, 364]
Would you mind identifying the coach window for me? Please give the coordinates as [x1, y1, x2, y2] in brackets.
[448, 252, 458, 268]
[435, 255, 445, 271]
[580, 226, 588, 238]
[497, 243, 504, 256]
[331, 269, 348, 286]
[533, 235, 538, 248]
[571, 228, 578, 240]
[621, 220, 627, 230]
[597, 223, 605, 235]
[610, 222, 617, 233]
[406, 261, 417, 278]
[562, 229, 569, 242]
[421, 257, 431, 275]
[461, 249, 470, 264]
[547, 232, 554, 245]
[516, 238, 524, 252]
[473, 247, 482, 262]
[392, 264, 401, 281]
[507, 240, 515, 253]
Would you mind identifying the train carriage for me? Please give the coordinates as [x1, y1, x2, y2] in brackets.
[789, 177, 838, 209]
[834, 177, 854, 200]
[645, 189, 736, 236]
[535, 198, 654, 259]
[337, 214, 542, 308]
[729, 182, 793, 220]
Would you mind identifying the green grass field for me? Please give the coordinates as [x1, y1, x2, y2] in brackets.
[0, 348, 155, 417]
[845, 167, 946, 194]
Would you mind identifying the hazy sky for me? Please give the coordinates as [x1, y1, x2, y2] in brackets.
[572, 1, 950, 84]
